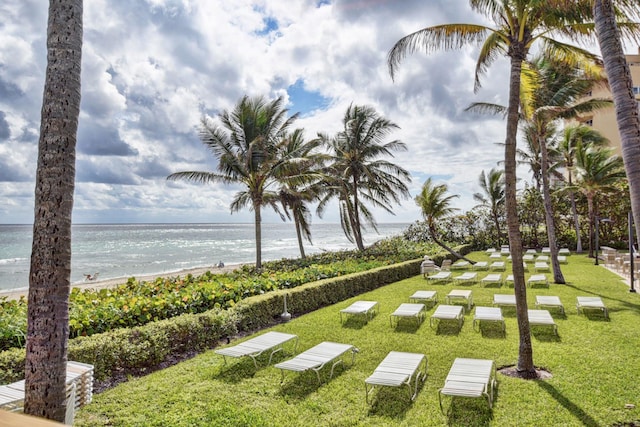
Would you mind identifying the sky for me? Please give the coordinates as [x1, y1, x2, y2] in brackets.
[0, 0, 597, 225]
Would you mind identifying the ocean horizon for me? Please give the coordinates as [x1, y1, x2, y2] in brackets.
[0, 222, 410, 292]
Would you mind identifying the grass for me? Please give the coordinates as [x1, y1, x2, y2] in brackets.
[75, 253, 640, 426]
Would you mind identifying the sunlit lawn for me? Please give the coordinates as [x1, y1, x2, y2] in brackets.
[75, 252, 640, 426]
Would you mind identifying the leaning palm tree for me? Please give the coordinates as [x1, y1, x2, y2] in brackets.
[473, 168, 505, 247]
[168, 95, 298, 270]
[554, 125, 609, 253]
[568, 143, 626, 258]
[416, 178, 475, 263]
[317, 104, 411, 251]
[593, 0, 640, 255]
[388, 0, 601, 377]
[25, 1, 83, 422]
[275, 129, 324, 259]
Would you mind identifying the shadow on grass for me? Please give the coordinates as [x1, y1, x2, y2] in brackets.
[565, 282, 640, 314]
[341, 317, 370, 330]
[393, 321, 424, 333]
[366, 384, 420, 419]
[536, 380, 600, 427]
[279, 365, 349, 401]
[479, 323, 506, 339]
[445, 395, 493, 427]
[214, 358, 260, 383]
[530, 326, 561, 343]
[433, 320, 463, 336]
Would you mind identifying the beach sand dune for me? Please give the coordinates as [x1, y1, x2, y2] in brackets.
[0, 263, 246, 300]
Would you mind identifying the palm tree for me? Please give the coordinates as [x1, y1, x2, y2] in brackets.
[317, 104, 411, 251]
[388, 0, 601, 377]
[569, 143, 626, 257]
[593, 0, 640, 257]
[417, 178, 475, 262]
[555, 125, 609, 253]
[473, 168, 505, 247]
[24, 1, 83, 422]
[521, 55, 610, 284]
[167, 95, 298, 270]
[275, 129, 324, 259]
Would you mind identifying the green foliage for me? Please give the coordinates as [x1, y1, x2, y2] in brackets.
[0, 297, 27, 351]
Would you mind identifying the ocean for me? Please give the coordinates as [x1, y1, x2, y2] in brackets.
[0, 223, 409, 292]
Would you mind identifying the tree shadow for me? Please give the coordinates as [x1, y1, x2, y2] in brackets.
[393, 320, 424, 333]
[536, 380, 600, 427]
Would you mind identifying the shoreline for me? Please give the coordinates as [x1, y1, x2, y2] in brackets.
[0, 263, 246, 300]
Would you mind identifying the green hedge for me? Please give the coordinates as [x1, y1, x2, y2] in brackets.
[0, 248, 471, 385]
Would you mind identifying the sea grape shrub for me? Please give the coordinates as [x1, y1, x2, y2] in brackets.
[0, 297, 27, 351]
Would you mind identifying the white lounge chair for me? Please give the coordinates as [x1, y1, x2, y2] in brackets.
[215, 331, 299, 368]
[274, 341, 357, 384]
[559, 248, 571, 255]
[365, 351, 427, 403]
[526, 249, 537, 254]
[451, 260, 470, 270]
[454, 272, 477, 284]
[439, 358, 497, 412]
[340, 301, 379, 323]
[542, 247, 551, 254]
[430, 304, 464, 330]
[536, 255, 549, 262]
[535, 295, 564, 315]
[481, 273, 502, 287]
[446, 289, 473, 311]
[390, 303, 426, 327]
[426, 271, 452, 282]
[528, 309, 558, 335]
[523, 254, 535, 261]
[534, 262, 550, 272]
[492, 294, 516, 308]
[528, 274, 549, 288]
[504, 274, 515, 286]
[490, 261, 506, 271]
[500, 247, 510, 256]
[489, 252, 502, 259]
[473, 307, 505, 332]
[409, 290, 438, 306]
[473, 261, 489, 270]
[576, 296, 609, 319]
[558, 255, 568, 264]
[485, 248, 497, 254]
[440, 259, 453, 271]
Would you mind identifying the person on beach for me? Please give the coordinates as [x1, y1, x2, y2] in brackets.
[216, 261, 225, 268]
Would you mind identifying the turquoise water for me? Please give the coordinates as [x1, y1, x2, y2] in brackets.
[0, 223, 409, 291]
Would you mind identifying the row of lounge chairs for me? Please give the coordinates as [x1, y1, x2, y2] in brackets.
[215, 331, 496, 410]
[426, 271, 551, 287]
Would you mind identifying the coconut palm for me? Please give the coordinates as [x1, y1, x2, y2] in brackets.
[167, 95, 298, 270]
[25, 1, 83, 422]
[473, 168, 505, 247]
[275, 129, 324, 259]
[317, 104, 411, 251]
[417, 178, 475, 262]
[568, 144, 626, 258]
[593, 0, 640, 256]
[388, 0, 601, 377]
[555, 125, 609, 253]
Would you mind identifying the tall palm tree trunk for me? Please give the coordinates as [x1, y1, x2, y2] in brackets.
[492, 211, 502, 247]
[294, 214, 306, 259]
[351, 179, 365, 251]
[506, 52, 535, 377]
[540, 137, 565, 284]
[594, 0, 640, 247]
[254, 204, 262, 269]
[24, 0, 82, 422]
[587, 195, 596, 258]
[570, 192, 583, 253]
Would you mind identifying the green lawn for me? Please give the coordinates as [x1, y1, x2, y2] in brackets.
[75, 253, 640, 426]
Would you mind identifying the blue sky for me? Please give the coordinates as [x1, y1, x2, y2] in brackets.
[0, 0, 579, 224]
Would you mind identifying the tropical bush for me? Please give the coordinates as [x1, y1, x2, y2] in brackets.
[0, 237, 438, 351]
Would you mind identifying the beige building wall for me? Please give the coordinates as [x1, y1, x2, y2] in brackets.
[575, 49, 640, 154]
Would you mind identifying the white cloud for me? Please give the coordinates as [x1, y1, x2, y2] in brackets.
[0, 0, 566, 224]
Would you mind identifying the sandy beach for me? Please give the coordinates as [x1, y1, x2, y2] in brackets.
[0, 263, 246, 300]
